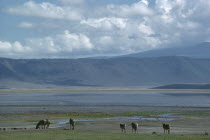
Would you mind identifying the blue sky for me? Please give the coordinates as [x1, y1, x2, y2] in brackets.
[0, 0, 210, 58]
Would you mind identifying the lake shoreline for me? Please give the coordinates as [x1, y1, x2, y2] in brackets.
[1, 90, 210, 135]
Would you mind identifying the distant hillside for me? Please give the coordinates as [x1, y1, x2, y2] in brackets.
[123, 42, 210, 58]
[153, 84, 210, 89]
[1, 56, 210, 88]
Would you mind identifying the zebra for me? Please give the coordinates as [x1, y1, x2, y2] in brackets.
[162, 123, 170, 134]
[36, 119, 50, 129]
[131, 122, 138, 133]
[45, 119, 50, 129]
[69, 118, 75, 130]
[36, 120, 45, 129]
[120, 123, 126, 133]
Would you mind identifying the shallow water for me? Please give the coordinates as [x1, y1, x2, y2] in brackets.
[1, 92, 210, 107]
[52, 113, 177, 128]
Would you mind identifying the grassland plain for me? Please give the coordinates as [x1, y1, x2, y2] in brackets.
[1, 89, 210, 139]
[1, 131, 210, 140]
[20, 111, 165, 118]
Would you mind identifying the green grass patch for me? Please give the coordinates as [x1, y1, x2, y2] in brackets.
[0, 131, 210, 140]
[22, 111, 165, 119]
[0, 119, 40, 123]
[176, 112, 210, 117]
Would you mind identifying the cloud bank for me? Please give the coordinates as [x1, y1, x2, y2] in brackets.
[1, 0, 210, 58]
[6, 1, 83, 21]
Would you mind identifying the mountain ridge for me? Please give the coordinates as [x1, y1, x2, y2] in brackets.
[153, 84, 210, 89]
[1, 56, 210, 88]
[122, 42, 210, 58]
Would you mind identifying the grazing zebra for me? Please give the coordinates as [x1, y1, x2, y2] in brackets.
[69, 118, 75, 130]
[45, 119, 50, 129]
[131, 122, 138, 133]
[36, 120, 45, 129]
[120, 123, 126, 133]
[162, 123, 170, 134]
[36, 119, 50, 129]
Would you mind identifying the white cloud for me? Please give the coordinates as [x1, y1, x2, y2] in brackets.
[150, 0, 210, 46]
[7, 1, 82, 21]
[177, 21, 200, 30]
[138, 23, 154, 36]
[156, 0, 173, 14]
[18, 22, 34, 28]
[0, 30, 94, 58]
[0, 41, 31, 57]
[55, 30, 94, 52]
[98, 36, 113, 46]
[141, 0, 149, 6]
[26, 30, 94, 56]
[137, 23, 161, 47]
[59, 0, 84, 5]
[107, 0, 153, 17]
[81, 17, 127, 30]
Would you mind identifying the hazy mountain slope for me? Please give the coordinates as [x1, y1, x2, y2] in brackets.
[1, 56, 210, 88]
[124, 42, 210, 58]
[154, 84, 210, 89]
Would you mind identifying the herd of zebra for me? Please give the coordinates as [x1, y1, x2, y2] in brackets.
[36, 118, 170, 134]
[120, 122, 170, 134]
[35, 118, 75, 130]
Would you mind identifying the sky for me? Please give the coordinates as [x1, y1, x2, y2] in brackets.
[0, 0, 210, 58]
